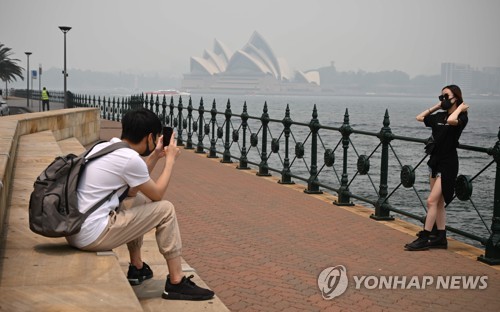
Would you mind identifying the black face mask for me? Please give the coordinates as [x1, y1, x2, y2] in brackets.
[439, 94, 453, 110]
[140, 136, 156, 157]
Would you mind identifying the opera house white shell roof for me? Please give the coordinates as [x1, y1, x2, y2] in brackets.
[189, 31, 319, 85]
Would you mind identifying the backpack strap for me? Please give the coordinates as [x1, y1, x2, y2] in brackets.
[82, 188, 121, 219]
[80, 141, 131, 217]
[85, 141, 131, 161]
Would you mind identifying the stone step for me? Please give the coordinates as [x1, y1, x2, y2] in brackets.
[1, 129, 228, 311]
[114, 232, 229, 312]
[1, 131, 143, 311]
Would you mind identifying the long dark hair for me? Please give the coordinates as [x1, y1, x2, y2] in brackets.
[442, 84, 463, 105]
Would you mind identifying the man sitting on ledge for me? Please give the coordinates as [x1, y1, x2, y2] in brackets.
[66, 108, 214, 301]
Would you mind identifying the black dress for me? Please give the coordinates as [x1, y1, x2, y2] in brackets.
[424, 111, 468, 204]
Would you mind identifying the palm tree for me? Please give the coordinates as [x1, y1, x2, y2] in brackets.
[0, 43, 24, 97]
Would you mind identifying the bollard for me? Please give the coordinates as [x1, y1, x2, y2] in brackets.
[335, 108, 354, 205]
[304, 105, 322, 194]
[257, 102, 271, 176]
[279, 104, 294, 184]
[371, 109, 395, 221]
[221, 99, 233, 163]
[478, 126, 500, 265]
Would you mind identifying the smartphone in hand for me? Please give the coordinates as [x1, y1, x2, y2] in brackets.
[163, 126, 173, 147]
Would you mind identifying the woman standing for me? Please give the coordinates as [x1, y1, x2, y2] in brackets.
[405, 85, 469, 251]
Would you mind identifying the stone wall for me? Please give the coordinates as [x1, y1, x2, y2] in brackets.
[0, 108, 100, 236]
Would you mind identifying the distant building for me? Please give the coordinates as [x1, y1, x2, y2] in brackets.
[182, 31, 320, 94]
[441, 62, 472, 90]
[441, 63, 500, 95]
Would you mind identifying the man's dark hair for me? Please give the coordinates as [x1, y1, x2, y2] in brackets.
[121, 108, 162, 144]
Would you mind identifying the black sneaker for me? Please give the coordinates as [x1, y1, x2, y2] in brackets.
[162, 274, 215, 301]
[127, 262, 153, 285]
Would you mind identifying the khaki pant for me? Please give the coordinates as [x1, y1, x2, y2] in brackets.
[81, 193, 182, 260]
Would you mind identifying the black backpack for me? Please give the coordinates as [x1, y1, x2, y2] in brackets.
[29, 141, 130, 237]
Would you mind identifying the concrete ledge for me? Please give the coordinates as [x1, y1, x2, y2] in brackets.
[0, 115, 227, 311]
[0, 108, 99, 236]
[0, 130, 143, 311]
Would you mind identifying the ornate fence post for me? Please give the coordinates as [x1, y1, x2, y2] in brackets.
[279, 104, 294, 184]
[237, 102, 250, 170]
[177, 96, 184, 146]
[143, 94, 149, 111]
[335, 109, 354, 205]
[221, 99, 233, 163]
[257, 102, 271, 176]
[478, 127, 500, 265]
[169, 96, 175, 126]
[196, 98, 206, 154]
[161, 95, 167, 126]
[185, 97, 194, 149]
[304, 105, 322, 194]
[208, 99, 218, 158]
[154, 95, 160, 116]
[103, 96, 109, 120]
[112, 97, 116, 121]
[117, 98, 122, 122]
[371, 109, 395, 220]
[97, 96, 102, 118]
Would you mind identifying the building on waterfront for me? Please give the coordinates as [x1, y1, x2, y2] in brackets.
[441, 62, 500, 96]
[441, 62, 473, 90]
[182, 31, 320, 94]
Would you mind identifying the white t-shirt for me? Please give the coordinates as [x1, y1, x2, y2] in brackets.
[66, 138, 150, 248]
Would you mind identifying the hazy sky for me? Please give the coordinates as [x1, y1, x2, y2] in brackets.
[1, 0, 499, 78]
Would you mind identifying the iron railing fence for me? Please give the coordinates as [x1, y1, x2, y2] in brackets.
[24, 91, 500, 264]
[12, 89, 66, 104]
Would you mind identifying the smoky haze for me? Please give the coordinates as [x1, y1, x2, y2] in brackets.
[1, 0, 499, 79]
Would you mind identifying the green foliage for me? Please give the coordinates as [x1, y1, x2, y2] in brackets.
[0, 43, 24, 83]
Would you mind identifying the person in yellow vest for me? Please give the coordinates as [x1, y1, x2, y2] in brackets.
[41, 87, 50, 111]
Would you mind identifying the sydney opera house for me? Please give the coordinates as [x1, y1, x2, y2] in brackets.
[182, 31, 320, 94]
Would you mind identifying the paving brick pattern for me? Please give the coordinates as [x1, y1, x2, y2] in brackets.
[101, 120, 500, 312]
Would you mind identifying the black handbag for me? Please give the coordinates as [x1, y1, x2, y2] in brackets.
[424, 136, 435, 155]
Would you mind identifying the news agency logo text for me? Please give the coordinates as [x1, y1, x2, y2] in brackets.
[318, 265, 488, 300]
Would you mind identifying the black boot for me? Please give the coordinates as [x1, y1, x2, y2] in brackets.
[428, 230, 447, 249]
[417, 217, 438, 239]
[405, 230, 430, 251]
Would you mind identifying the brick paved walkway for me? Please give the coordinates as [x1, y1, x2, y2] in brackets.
[101, 120, 500, 312]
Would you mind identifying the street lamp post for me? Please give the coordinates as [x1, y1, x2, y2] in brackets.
[25, 52, 32, 107]
[59, 26, 71, 108]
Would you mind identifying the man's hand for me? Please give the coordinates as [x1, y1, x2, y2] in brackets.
[165, 132, 181, 161]
[154, 135, 166, 159]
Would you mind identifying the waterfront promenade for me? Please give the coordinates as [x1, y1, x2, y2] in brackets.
[101, 122, 500, 311]
[1, 98, 500, 311]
